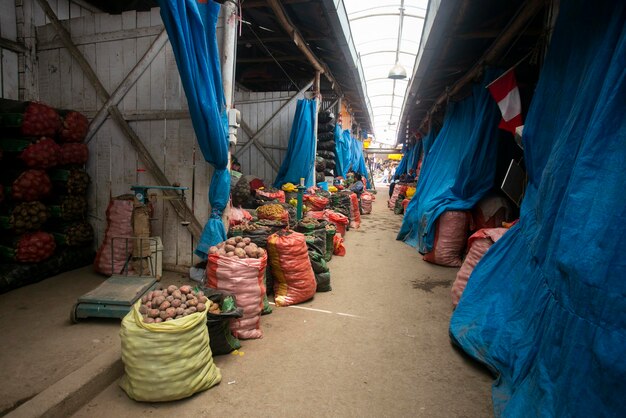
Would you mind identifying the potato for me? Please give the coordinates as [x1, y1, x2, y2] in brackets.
[187, 298, 198, 307]
[180, 294, 187, 302]
[236, 241, 246, 249]
[171, 299, 182, 308]
[165, 307, 176, 318]
[226, 251, 235, 257]
[144, 317, 155, 324]
[152, 296, 165, 307]
[183, 309, 191, 316]
[197, 303, 206, 312]
[224, 244, 236, 253]
[226, 238, 237, 246]
[148, 309, 159, 318]
[141, 295, 149, 304]
[152, 290, 162, 298]
[159, 300, 171, 310]
[234, 248, 246, 258]
[179, 285, 192, 294]
[175, 307, 185, 316]
[218, 249, 226, 256]
[155, 317, 163, 323]
[208, 246, 219, 255]
[165, 317, 173, 321]
[243, 237, 251, 244]
[159, 310, 169, 320]
[244, 246, 256, 258]
[188, 306, 197, 313]
[198, 295, 208, 304]
[166, 295, 174, 303]
[147, 291, 154, 299]
[139, 304, 148, 314]
[172, 290, 182, 299]
[196, 290, 204, 297]
[167, 285, 178, 294]
[181, 303, 187, 309]
[256, 248, 266, 258]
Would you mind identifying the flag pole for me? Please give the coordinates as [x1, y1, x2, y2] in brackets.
[485, 49, 535, 88]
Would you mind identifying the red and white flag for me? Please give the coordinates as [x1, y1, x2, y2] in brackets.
[488, 69, 523, 134]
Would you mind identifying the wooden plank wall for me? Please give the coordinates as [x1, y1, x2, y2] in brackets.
[233, 88, 304, 186]
[36, 7, 300, 267]
[0, 1, 19, 99]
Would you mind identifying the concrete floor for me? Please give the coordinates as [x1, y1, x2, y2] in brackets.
[69, 189, 494, 418]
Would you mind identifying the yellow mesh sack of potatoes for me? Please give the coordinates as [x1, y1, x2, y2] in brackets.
[119, 301, 221, 402]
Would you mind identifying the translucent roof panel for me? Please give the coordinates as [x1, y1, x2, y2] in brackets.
[345, 0, 427, 145]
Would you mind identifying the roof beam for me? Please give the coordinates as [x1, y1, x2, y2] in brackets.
[265, 0, 341, 94]
[244, 0, 311, 8]
[238, 55, 306, 63]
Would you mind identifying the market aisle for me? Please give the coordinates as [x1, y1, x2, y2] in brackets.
[74, 189, 492, 418]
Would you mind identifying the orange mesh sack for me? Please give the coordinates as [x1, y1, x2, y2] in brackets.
[423, 211, 470, 267]
[206, 253, 267, 339]
[349, 193, 361, 228]
[267, 231, 316, 306]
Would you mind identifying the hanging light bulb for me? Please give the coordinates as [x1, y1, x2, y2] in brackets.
[388, 62, 407, 79]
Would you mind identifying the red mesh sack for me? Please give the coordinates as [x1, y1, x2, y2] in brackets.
[60, 111, 89, 143]
[256, 188, 285, 203]
[60, 143, 89, 165]
[323, 209, 348, 237]
[304, 195, 329, 211]
[451, 228, 508, 307]
[12, 169, 52, 202]
[333, 234, 346, 256]
[15, 231, 56, 262]
[349, 193, 361, 228]
[267, 231, 316, 307]
[206, 252, 267, 339]
[94, 197, 134, 275]
[388, 184, 408, 209]
[423, 211, 470, 267]
[20, 137, 61, 169]
[21, 102, 61, 137]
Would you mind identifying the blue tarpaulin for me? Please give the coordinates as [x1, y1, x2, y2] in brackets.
[335, 128, 352, 178]
[450, 1, 626, 416]
[397, 70, 501, 252]
[395, 140, 422, 177]
[274, 99, 317, 188]
[394, 143, 410, 177]
[353, 140, 371, 188]
[157, 0, 229, 259]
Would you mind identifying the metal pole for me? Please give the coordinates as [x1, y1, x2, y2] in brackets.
[221, 1, 238, 230]
[313, 71, 321, 186]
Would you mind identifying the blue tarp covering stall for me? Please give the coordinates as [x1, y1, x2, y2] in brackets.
[395, 140, 423, 178]
[450, 1, 626, 416]
[157, 0, 229, 259]
[274, 99, 317, 188]
[335, 128, 352, 178]
[397, 70, 501, 252]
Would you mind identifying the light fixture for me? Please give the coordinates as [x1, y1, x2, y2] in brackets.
[388, 62, 407, 80]
[388, 1, 407, 80]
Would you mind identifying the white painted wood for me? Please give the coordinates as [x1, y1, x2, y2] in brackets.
[1, 49, 18, 99]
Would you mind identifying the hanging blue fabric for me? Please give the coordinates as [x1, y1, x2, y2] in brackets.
[335, 129, 352, 178]
[157, 0, 229, 259]
[353, 140, 371, 188]
[395, 144, 409, 177]
[397, 69, 501, 252]
[407, 139, 422, 173]
[274, 99, 317, 188]
[450, 1, 626, 416]
[333, 124, 345, 177]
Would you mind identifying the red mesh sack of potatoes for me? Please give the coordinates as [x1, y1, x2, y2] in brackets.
[267, 231, 316, 307]
[205, 237, 267, 340]
[423, 211, 471, 267]
[323, 209, 348, 236]
[60, 143, 89, 165]
[94, 197, 135, 275]
[12, 169, 52, 202]
[20, 137, 61, 169]
[15, 231, 56, 262]
[21, 102, 61, 137]
[60, 111, 89, 143]
[304, 194, 329, 211]
[349, 193, 361, 228]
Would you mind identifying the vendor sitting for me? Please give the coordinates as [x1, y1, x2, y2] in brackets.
[349, 173, 365, 198]
[406, 169, 416, 183]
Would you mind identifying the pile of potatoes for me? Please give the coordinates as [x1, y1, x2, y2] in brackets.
[208, 236, 266, 259]
[139, 285, 209, 323]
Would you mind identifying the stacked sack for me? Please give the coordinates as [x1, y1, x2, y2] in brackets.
[316, 110, 336, 181]
[0, 99, 93, 292]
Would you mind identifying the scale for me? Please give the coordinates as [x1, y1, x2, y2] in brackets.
[70, 185, 189, 323]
